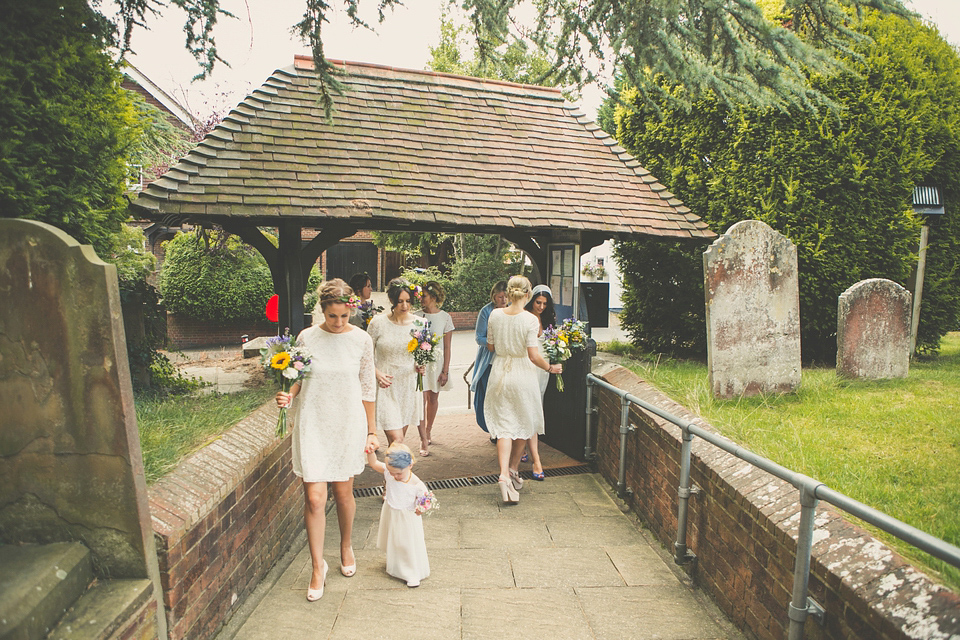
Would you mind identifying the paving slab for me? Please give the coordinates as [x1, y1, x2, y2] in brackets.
[219, 472, 744, 640]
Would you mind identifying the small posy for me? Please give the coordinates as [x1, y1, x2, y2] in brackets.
[409, 322, 441, 391]
[261, 328, 312, 436]
[415, 490, 438, 516]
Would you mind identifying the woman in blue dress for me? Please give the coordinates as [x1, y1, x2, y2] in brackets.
[470, 280, 507, 435]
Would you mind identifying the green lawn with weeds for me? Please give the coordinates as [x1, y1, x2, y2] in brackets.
[136, 388, 275, 484]
[598, 332, 960, 591]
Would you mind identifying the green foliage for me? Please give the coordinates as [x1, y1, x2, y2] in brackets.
[126, 90, 195, 183]
[136, 387, 274, 483]
[158, 230, 273, 322]
[0, 0, 138, 257]
[444, 252, 516, 312]
[622, 332, 960, 591]
[303, 265, 323, 314]
[612, 12, 960, 361]
[104, 224, 157, 286]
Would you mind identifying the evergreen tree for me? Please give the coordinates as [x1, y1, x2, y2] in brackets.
[0, 0, 138, 256]
[612, 11, 960, 360]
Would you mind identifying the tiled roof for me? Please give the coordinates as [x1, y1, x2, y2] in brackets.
[131, 57, 713, 240]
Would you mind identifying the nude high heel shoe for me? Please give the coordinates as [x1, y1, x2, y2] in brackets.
[509, 468, 524, 491]
[498, 478, 520, 504]
[306, 560, 328, 601]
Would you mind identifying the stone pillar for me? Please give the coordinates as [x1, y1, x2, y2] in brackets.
[837, 278, 911, 379]
[0, 219, 165, 636]
[703, 220, 801, 398]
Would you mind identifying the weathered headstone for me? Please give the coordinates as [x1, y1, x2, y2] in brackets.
[0, 220, 164, 630]
[837, 278, 911, 379]
[704, 220, 801, 398]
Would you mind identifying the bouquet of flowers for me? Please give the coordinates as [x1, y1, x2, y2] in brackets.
[408, 322, 440, 391]
[358, 299, 384, 327]
[415, 489, 438, 516]
[542, 318, 589, 391]
[260, 329, 312, 437]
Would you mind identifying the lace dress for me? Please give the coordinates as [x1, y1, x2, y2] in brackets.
[368, 313, 426, 431]
[290, 325, 376, 482]
[377, 469, 430, 584]
[483, 309, 545, 440]
[416, 310, 455, 392]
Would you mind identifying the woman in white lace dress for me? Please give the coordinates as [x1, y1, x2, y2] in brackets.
[368, 279, 427, 445]
[484, 276, 562, 504]
[415, 280, 455, 456]
[275, 279, 379, 601]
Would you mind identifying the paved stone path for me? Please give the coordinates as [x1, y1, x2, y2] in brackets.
[214, 405, 744, 640]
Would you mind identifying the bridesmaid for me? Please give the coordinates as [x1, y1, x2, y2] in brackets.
[368, 278, 427, 445]
[275, 279, 379, 600]
[470, 281, 508, 436]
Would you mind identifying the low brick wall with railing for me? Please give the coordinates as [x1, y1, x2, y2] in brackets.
[147, 404, 302, 640]
[592, 364, 959, 640]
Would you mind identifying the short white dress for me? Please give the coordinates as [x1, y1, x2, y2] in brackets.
[368, 313, 426, 431]
[483, 309, 545, 440]
[377, 469, 430, 584]
[290, 325, 376, 482]
[536, 333, 549, 398]
[416, 310, 455, 392]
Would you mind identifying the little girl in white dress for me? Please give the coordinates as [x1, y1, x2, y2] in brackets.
[366, 443, 432, 587]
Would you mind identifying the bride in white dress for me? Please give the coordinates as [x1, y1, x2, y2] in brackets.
[275, 279, 379, 601]
[483, 276, 562, 504]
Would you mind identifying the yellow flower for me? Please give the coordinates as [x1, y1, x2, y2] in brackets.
[271, 352, 291, 369]
[407, 338, 419, 352]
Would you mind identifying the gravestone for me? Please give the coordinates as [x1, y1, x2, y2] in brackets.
[837, 279, 911, 379]
[704, 220, 801, 398]
[0, 220, 164, 631]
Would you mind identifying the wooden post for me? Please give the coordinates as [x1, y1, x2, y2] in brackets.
[910, 224, 930, 357]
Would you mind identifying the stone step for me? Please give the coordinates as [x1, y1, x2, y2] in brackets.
[47, 579, 154, 640]
[0, 542, 93, 640]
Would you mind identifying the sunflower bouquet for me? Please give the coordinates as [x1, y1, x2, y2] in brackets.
[408, 322, 440, 391]
[261, 329, 312, 437]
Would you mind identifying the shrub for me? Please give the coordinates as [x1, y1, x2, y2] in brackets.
[158, 230, 273, 323]
[444, 253, 515, 312]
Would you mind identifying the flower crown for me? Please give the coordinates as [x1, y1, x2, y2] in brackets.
[337, 295, 363, 308]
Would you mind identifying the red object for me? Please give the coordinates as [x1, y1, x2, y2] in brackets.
[266, 295, 279, 322]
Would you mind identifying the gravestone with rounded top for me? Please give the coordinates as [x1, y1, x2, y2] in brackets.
[0, 220, 161, 590]
[837, 278, 911, 379]
[703, 220, 801, 398]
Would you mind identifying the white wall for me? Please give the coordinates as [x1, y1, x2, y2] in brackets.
[580, 240, 624, 311]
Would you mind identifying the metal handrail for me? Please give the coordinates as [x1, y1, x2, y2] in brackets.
[585, 372, 960, 640]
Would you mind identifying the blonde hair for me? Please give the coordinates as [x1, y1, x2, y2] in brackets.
[315, 279, 354, 312]
[423, 280, 445, 306]
[505, 275, 532, 304]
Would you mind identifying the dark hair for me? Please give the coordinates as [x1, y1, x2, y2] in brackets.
[348, 273, 371, 296]
[525, 290, 556, 329]
[386, 278, 419, 309]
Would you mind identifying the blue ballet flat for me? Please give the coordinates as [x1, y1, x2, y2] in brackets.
[533, 471, 545, 481]
[520, 453, 529, 463]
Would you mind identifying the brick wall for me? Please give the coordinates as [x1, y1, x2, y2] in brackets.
[448, 311, 478, 331]
[166, 313, 278, 350]
[115, 596, 159, 640]
[148, 404, 303, 640]
[592, 365, 960, 640]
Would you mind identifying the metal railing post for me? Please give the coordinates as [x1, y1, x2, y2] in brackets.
[787, 478, 825, 640]
[674, 428, 697, 565]
[617, 395, 632, 498]
[584, 378, 596, 460]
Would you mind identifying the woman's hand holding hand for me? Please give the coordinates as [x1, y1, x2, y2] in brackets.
[276, 391, 293, 408]
[364, 433, 380, 453]
[376, 370, 393, 388]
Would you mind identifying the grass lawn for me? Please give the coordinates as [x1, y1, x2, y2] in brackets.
[600, 332, 960, 592]
[135, 387, 275, 485]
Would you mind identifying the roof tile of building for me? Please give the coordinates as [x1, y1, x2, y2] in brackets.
[132, 57, 713, 239]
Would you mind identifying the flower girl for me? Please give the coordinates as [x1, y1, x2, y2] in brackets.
[366, 443, 433, 587]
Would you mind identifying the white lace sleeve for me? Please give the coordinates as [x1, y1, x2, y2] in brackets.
[359, 332, 376, 402]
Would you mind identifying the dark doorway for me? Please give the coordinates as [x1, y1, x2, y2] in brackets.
[325, 242, 378, 288]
